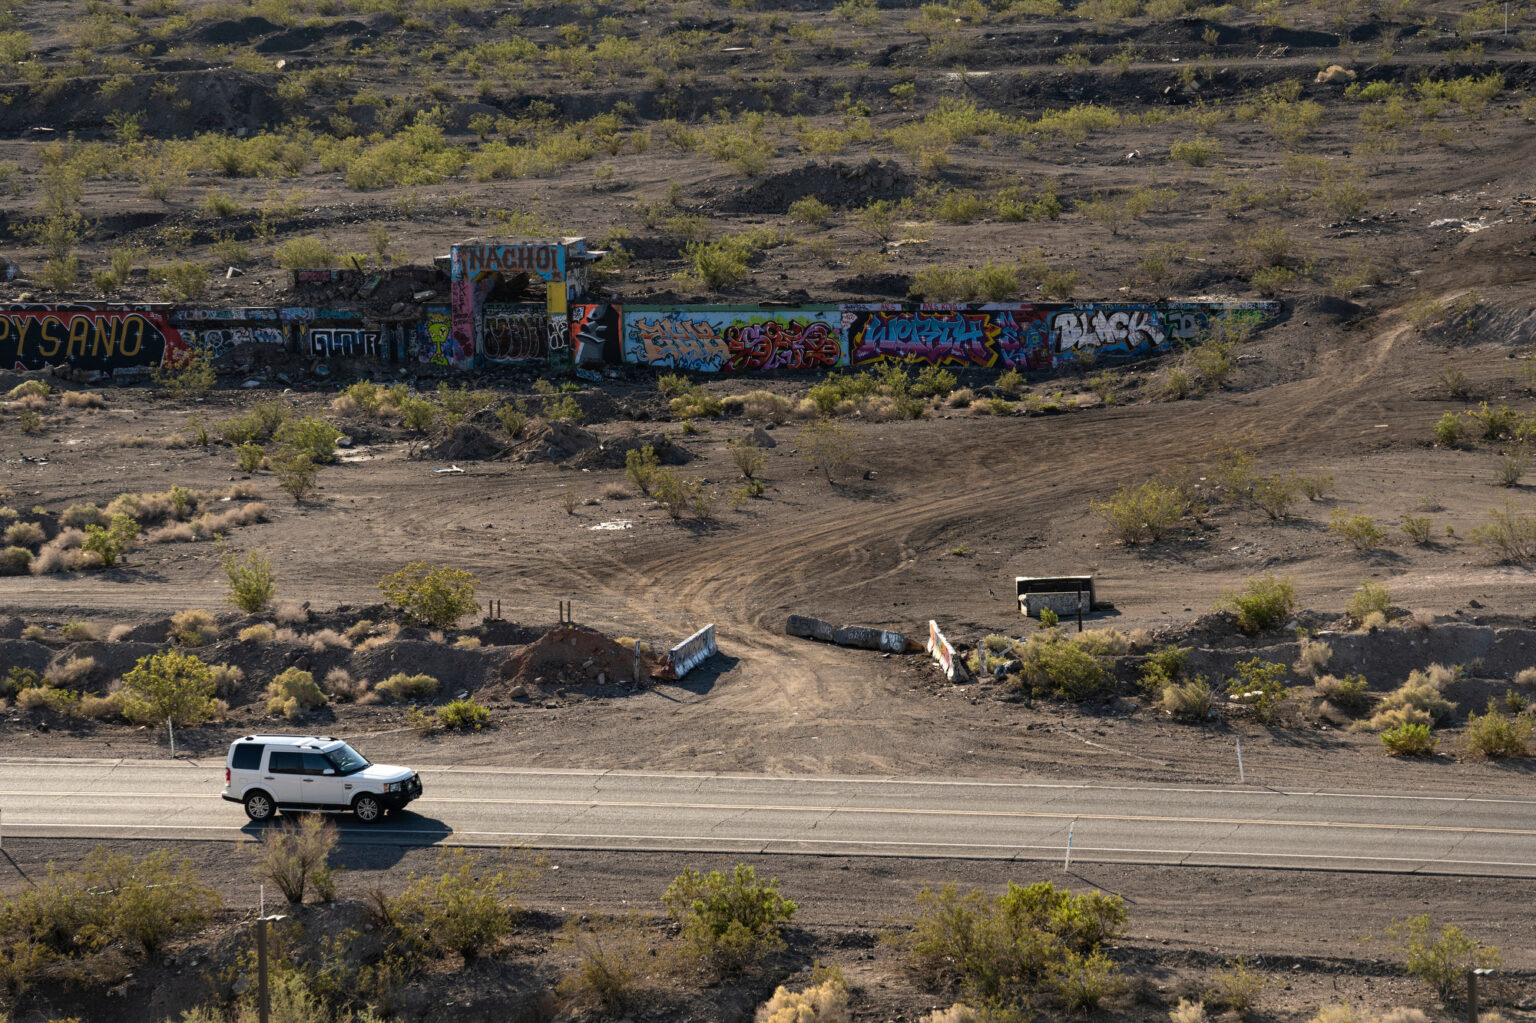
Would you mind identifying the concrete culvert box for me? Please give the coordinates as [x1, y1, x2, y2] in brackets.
[1017, 576, 1096, 618]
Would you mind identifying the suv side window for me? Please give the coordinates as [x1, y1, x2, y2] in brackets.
[300, 753, 333, 776]
[269, 751, 303, 773]
[231, 743, 264, 771]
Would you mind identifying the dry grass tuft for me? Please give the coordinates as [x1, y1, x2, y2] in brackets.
[211, 663, 245, 697]
[45, 655, 95, 687]
[305, 628, 352, 652]
[61, 391, 106, 409]
[454, 635, 482, 649]
[107, 624, 133, 642]
[601, 482, 631, 500]
[274, 601, 308, 625]
[1515, 667, 1536, 688]
[1366, 665, 1456, 730]
[1293, 637, 1332, 676]
[169, 609, 219, 647]
[325, 667, 372, 702]
[238, 623, 277, 643]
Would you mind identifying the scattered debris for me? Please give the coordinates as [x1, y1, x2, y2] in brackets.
[786, 615, 916, 654]
[433, 465, 464, 474]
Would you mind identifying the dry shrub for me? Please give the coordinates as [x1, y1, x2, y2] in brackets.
[274, 601, 308, 625]
[61, 621, 101, 641]
[107, 624, 133, 642]
[60, 503, 104, 528]
[1127, 627, 1154, 650]
[1515, 667, 1536, 688]
[1377, 1011, 1428, 1023]
[305, 628, 352, 652]
[79, 691, 126, 720]
[601, 482, 631, 500]
[169, 609, 219, 647]
[210, 663, 245, 697]
[1073, 628, 1130, 656]
[1159, 678, 1213, 720]
[61, 391, 106, 409]
[31, 529, 93, 574]
[454, 635, 482, 649]
[1170, 999, 1207, 1023]
[272, 626, 302, 644]
[190, 501, 266, 537]
[1315, 673, 1370, 712]
[756, 975, 849, 1023]
[556, 911, 656, 1013]
[45, 655, 95, 687]
[923, 1006, 979, 1023]
[1293, 637, 1332, 676]
[144, 522, 196, 544]
[344, 619, 375, 643]
[1366, 665, 1456, 730]
[325, 667, 371, 702]
[20, 624, 45, 640]
[948, 387, 975, 408]
[238, 623, 276, 643]
[227, 482, 262, 500]
[13, 392, 46, 409]
[1310, 1007, 1354, 1023]
[0, 545, 32, 575]
[4, 521, 44, 548]
[357, 623, 400, 650]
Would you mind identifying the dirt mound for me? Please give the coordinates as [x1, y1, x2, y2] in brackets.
[513, 420, 600, 463]
[194, 16, 280, 44]
[426, 423, 506, 461]
[570, 428, 689, 470]
[498, 626, 664, 688]
[713, 159, 911, 215]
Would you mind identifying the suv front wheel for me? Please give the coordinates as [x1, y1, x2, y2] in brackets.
[352, 793, 383, 823]
[244, 791, 275, 822]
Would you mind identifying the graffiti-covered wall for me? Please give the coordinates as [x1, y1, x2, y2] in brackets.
[625, 302, 1278, 372]
[4, 298, 1278, 381]
[3, 307, 189, 379]
[622, 307, 845, 373]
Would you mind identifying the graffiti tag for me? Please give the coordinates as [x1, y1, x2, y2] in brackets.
[1, 309, 186, 374]
[1050, 307, 1165, 357]
[723, 319, 842, 372]
[308, 328, 380, 359]
[849, 310, 999, 366]
[459, 244, 564, 281]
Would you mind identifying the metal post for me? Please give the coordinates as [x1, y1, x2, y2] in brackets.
[1077, 592, 1084, 633]
[1236, 737, 1245, 783]
[257, 915, 269, 1023]
[168, 716, 175, 758]
[1467, 969, 1478, 1023]
[1064, 817, 1076, 871]
[1, 805, 4, 852]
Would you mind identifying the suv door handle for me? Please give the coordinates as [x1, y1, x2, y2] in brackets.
[302, 778, 314, 783]
[264, 776, 275, 780]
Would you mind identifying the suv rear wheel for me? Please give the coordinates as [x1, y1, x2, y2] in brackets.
[352, 793, 383, 823]
[244, 791, 275, 822]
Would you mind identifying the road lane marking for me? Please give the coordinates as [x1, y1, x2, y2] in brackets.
[6, 760, 1536, 808]
[3, 822, 1536, 872]
[3, 795, 1535, 837]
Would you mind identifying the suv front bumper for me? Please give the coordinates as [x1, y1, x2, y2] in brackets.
[379, 773, 423, 810]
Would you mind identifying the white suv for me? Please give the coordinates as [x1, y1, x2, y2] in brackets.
[221, 734, 422, 823]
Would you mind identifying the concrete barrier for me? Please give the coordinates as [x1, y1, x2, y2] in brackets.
[927, 620, 970, 682]
[655, 623, 717, 680]
[787, 616, 915, 653]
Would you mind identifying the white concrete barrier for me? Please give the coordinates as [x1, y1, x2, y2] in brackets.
[657, 623, 718, 680]
[927, 620, 969, 682]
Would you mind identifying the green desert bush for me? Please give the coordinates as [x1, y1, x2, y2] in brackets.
[1013, 631, 1113, 701]
[1316, 673, 1371, 712]
[1385, 915, 1500, 999]
[437, 696, 491, 730]
[376, 672, 440, 703]
[1471, 502, 1536, 564]
[1138, 645, 1188, 692]
[1225, 658, 1292, 724]
[1330, 510, 1386, 550]
[1219, 574, 1296, 634]
[895, 880, 1126, 1005]
[121, 648, 219, 726]
[266, 667, 326, 719]
[378, 561, 479, 627]
[255, 813, 338, 905]
[1461, 699, 1532, 757]
[662, 864, 797, 975]
[223, 548, 276, 613]
[169, 608, 219, 647]
[1092, 479, 1188, 544]
[388, 848, 529, 963]
[1345, 580, 1391, 626]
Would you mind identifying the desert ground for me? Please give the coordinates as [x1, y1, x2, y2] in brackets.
[3, 0, 1536, 1019]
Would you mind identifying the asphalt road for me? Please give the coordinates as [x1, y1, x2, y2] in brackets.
[2, 757, 1534, 876]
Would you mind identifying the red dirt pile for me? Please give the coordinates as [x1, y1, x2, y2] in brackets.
[498, 625, 664, 689]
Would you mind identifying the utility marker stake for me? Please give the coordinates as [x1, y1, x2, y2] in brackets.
[1236, 737, 1245, 784]
[1064, 817, 1077, 872]
[168, 716, 175, 759]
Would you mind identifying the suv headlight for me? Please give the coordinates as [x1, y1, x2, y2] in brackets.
[384, 781, 403, 792]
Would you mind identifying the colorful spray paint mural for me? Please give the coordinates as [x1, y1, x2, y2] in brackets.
[2, 308, 188, 377]
[448, 239, 598, 369]
[571, 303, 622, 365]
[414, 307, 455, 367]
[622, 307, 845, 373]
[843, 305, 1055, 370]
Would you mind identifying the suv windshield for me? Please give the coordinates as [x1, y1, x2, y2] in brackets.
[326, 743, 370, 775]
